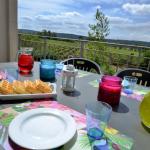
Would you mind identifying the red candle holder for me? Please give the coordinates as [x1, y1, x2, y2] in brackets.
[97, 76, 122, 106]
[18, 51, 34, 74]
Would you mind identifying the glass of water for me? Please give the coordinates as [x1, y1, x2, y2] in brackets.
[86, 101, 112, 141]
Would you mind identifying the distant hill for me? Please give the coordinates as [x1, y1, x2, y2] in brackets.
[106, 39, 150, 47]
[19, 29, 150, 47]
[19, 29, 39, 35]
[18, 29, 87, 40]
[55, 33, 87, 40]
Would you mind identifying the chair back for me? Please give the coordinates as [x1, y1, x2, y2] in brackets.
[116, 68, 150, 87]
[61, 58, 101, 74]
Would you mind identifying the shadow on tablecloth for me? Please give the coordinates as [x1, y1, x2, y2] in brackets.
[112, 102, 129, 113]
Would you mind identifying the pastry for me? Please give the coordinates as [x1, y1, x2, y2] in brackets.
[35, 80, 53, 93]
[24, 80, 41, 94]
[12, 80, 29, 94]
[0, 80, 14, 94]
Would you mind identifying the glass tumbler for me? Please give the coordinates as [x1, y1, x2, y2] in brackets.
[86, 101, 112, 141]
[123, 76, 138, 94]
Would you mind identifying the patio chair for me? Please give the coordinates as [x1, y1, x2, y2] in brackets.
[115, 68, 150, 87]
[61, 58, 101, 74]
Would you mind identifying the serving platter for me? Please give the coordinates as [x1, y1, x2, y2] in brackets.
[0, 83, 57, 101]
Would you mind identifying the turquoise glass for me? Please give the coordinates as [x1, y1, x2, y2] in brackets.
[40, 60, 56, 81]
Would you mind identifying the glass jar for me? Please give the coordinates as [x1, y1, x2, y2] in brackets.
[18, 48, 34, 74]
[97, 75, 122, 106]
[40, 59, 56, 82]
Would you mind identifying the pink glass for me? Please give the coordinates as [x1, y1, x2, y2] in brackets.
[97, 76, 122, 106]
[18, 51, 34, 74]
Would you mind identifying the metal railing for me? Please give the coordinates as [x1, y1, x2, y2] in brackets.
[18, 33, 150, 74]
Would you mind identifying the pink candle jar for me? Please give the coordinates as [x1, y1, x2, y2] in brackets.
[97, 76, 122, 106]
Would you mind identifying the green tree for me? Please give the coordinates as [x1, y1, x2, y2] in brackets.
[47, 30, 51, 36]
[88, 9, 110, 40]
[42, 29, 48, 36]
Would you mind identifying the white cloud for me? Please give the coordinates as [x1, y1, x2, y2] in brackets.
[61, 11, 82, 17]
[119, 22, 150, 34]
[76, 0, 122, 4]
[20, 11, 87, 35]
[108, 16, 132, 24]
[35, 15, 51, 21]
[18, 0, 73, 17]
[122, 3, 150, 15]
[35, 11, 82, 22]
[21, 16, 33, 21]
[109, 21, 150, 42]
[111, 32, 150, 42]
[75, 0, 101, 4]
[95, 5, 101, 9]
[110, 18, 150, 31]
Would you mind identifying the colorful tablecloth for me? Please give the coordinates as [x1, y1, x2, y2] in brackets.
[0, 100, 133, 150]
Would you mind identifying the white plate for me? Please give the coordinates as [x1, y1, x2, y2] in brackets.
[8, 108, 77, 149]
[0, 83, 57, 101]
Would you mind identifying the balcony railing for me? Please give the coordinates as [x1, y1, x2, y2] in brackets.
[18, 33, 150, 74]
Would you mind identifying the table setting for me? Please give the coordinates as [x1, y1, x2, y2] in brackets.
[0, 100, 134, 150]
[0, 51, 150, 150]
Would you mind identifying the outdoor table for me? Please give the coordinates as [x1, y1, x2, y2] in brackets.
[0, 62, 150, 150]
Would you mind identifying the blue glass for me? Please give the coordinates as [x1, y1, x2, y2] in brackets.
[86, 101, 112, 141]
[87, 127, 104, 140]
[92, 139, 109, 150]
[40, 60, 56, 81]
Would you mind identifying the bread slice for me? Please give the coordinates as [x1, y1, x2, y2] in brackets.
[0, 80, 14, 94]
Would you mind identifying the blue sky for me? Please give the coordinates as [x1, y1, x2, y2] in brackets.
[18, 0, 150, 42]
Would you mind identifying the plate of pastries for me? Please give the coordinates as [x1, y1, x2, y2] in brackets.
[0, 79, 56, 100]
